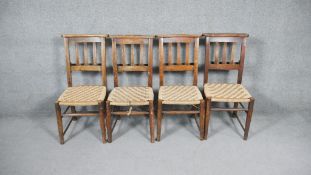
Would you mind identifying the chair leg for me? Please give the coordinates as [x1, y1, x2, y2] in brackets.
[70, 106, 78, 121]
[98, 102, 107, 144]
[106, 101, 112, 143]
[204, 97, 211, 140]
[55, 103, 64, 144]
[156, 100, 163, 141]
[244, 98, 255, 140]
[199, 99, 205, 140]
[149, 100, 155, 143]
[232, 102, 238, 117]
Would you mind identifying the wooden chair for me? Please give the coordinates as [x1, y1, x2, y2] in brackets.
[203, 33, 255, 140]
[55, 34, 107, 144]
[157, 34, 205, 141]
[106, 35, 155, 143]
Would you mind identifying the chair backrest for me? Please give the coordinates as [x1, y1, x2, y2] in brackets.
[203, 33, 249, 84]
[111, 35, 154, 87]
[158, 34, 200, 86]
[62, 34, 107, 87]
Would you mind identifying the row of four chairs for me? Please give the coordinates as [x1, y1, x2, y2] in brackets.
[55, 33, 254, 144]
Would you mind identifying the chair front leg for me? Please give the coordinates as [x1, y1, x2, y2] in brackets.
[149, 100, 155, 143]
[204, 97, 211, 140]
[156, 100, 163, 141]
[55, 102, 64, 144]
[106, 101, 112, 143]
[199, 99, 205, 140]
[98, 102, 107, 144]
[244, 98, 255, 140]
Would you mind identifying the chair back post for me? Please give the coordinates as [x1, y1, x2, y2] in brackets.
[147, 38, 153, 87]
[63, 37, 72, 87]
[111, 38, 119, 87]
[193, 37, 199, 85]
[62, 34, 107, 87]
[159, 37, 164, 86]
[203, 33, 249, 84]
[237, 38, 247, 84]
[204, 36, 210, 84]
[157, 34, 200, 86]
[110, 35, 154, 87]
[100, 38, 107, 86]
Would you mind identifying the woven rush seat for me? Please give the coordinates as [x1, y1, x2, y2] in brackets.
[108, 86, 154, 106]
[159, 85, 203, 105]
[57, 85, 106, 106]
[204, 83, 252, 102]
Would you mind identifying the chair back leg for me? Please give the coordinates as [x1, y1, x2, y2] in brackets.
[70, 107, 78, 121]
[204, 97, 212, 140]
[55, 103, 64, 144]
[156, 100, 163, 141]
[199, 100, 205, 140]
[98, 102, 107, 143]
[244, 98, 255, 140]
[106, 101, 112, 143]
[149, 100, 155, 143]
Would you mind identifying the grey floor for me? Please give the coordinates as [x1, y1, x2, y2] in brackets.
[1, 111, 310, 175]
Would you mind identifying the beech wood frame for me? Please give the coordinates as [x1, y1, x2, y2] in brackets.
[202, 33, 255, 140]
[55, 34, 107, 144]
[156, 35, 205, 141]
[106, 35, 155, 143]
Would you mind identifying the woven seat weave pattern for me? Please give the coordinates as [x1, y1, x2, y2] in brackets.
[57, 85, 106, 106]
[159, 85, 203, 105]
[108, 86, 154, 106]
[204, 83, 252, 102]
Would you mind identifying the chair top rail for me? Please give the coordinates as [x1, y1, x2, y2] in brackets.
[202, 33, 249, 38]
[62, 34, 108, 38]
[110, 35, 155, 39]
[156, 34, 201, 38]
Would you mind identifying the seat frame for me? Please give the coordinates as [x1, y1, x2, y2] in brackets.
[55, 34, 107, 144]
[203, 33, 255, 140]
[106, 35, 155, 143]
[157, 34, 205, 141]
